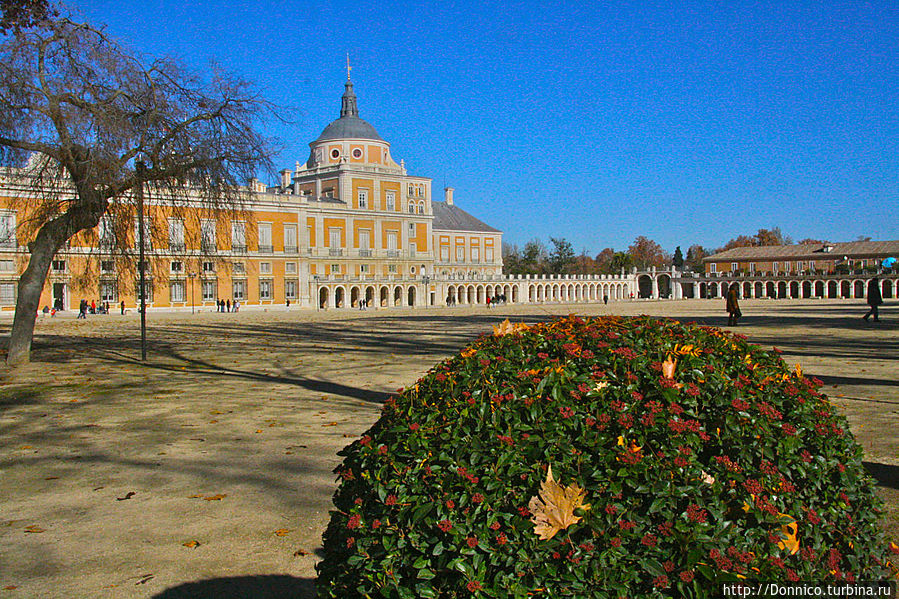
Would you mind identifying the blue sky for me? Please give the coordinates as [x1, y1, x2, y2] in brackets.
[73, 1, 898, 255]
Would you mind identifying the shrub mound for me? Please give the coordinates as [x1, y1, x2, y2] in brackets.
[317, 315, 893, 597]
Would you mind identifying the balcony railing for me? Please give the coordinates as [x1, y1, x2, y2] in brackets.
[284, 245, 298, 254]
[201, 241, 217, 253]
[387, 250, 400, 258]
[329, 248, 343, 257]
[169, 243, 186, 253]
[258, 244, 273, 253]
[358, 249, 372, 257]
[231, 244, 247, 254]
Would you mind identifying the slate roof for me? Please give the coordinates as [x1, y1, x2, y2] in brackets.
[315, 115, 383, 142]
[704, 241, 899, 262]
[432, 201, 501, 233]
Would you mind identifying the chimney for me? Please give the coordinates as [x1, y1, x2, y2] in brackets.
[444, 187, 454, 206]
[280, 169, 292, 190]
[249, 177, 258, 191]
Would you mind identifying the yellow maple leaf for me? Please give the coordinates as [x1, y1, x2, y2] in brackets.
[794, 363, 803, 379]
[182, 540, 200, 548]
[528, 466, 590, 540]
[777, 514, 800, 555]
[493, 319, 529, 336]
[273, 528, 291, 537]
[661, 357, 678, 379]
[461, 347, 476, 358]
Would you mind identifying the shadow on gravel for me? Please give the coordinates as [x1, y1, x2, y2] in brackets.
[864, 462, 899, 491]
[152, 574, 315, 599]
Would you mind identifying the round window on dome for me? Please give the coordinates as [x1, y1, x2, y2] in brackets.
[330, 148, 340, 159]
[352, 148, 363, 159]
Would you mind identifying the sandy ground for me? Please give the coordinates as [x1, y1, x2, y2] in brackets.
[0, 299, 896, 598]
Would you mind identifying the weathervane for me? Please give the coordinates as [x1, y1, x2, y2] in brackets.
[346, 53, 352, 81]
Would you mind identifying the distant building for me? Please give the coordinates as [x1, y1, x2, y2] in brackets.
[0, 76, 504, 311]
[702, 240, 899, 276]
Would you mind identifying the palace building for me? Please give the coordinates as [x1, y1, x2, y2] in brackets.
[0, 76, 505, 312]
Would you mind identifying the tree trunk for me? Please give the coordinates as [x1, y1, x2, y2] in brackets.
[7, 230, 57, 366]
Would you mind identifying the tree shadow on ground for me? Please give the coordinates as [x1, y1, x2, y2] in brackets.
[152, 574, 315, 599]
[864, 462, 899, 491]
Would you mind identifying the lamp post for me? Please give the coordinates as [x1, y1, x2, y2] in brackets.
[188, 272, 197, 314]
[135, 153, 148, 361]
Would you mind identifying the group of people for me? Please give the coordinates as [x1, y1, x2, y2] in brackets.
[215, 299, 240, 313]
[76, 299, 110, 318]
[724, 277, 886, 326]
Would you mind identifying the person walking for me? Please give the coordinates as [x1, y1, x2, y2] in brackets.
[726, 283, 741, 326]
[863, 277, 883, 322]
[120, 300, 125, 315]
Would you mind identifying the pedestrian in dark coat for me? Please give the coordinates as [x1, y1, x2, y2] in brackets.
[726, 283, 741, 326]
[863, 277, 883, 322]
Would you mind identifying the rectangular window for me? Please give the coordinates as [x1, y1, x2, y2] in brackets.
[387, 231, 397, 253]
[100, 281, 117, 302]
[0, 281, 16, 304]
[201, 219, 216, 251]
[168, 219, 185, 252]
[284, 225, 297, 252]
[285, 262, 297, 274]
[410, 242, 417, 258]
[472, 247, 480, 263]
[408, 184, 414, 196]
[259, 279, 272, 300]
[328, 228, 341, 248]
[170, 261, 183, 273]
[202, 280, 217, 301]
[135, 281, 153, 303]
[231, 221, 246, 252]
[388, 264, 397, 273]
[749, 262, 755, 274]
[260, 262, 272, 274]
[0, 212, 16, 248]
[456, 246, 465, 262]
[360, 264, 370, 273]
[440, 246, 449, 262]
[357, 189, 368, 209]
[232, 280, 246, 300]
[202, 261, 215, 273]
[731, 262, 738, 272]
[359, 229, 371, 251]
[101, 260, 114, 273]
[170, 281, 185, 302]
[52, 260, 66, 272]
[134, 217, 152, 250]
[0, 259, 14, 272]
[257, 222, 272, 253]
[330, 264, 340, 274]
[98, 216, 115, 248]
[385, 191, 396, 211]
[486, 247, 494, 262]
[709, 263, 717, 273]
[285, 279, 297, 299]
[772, 262, 779, 273]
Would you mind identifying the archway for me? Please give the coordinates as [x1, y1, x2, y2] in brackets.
[754, 282, 763, 298]
[801, 281, 812, 299]
[365, 286, 375, 306]
[467, 286, 475, 304]
[766, 282, 775, 298]
[854, 280, 864, 299]
[393, 286, 402, 306]
[350, 286, 360, 307]
[789, 282, 799, 299]
[699, 283, 707, 299]
[778, 282, 787, 299]
[380, 286, 389, 307]
[883, 280, 894, 299]
[407, 286, 416, 307]
[657, 275, 671, 299]
[319, 287, 329, 309]
[637, 275, 653, 299]
[814, 281, 824, 298]
[840, 281, 850, 298]
[335, 286, 345, 308]
[827, 281, 837, 299]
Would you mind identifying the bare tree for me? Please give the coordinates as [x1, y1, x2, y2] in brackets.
[0, 16, 276, 365]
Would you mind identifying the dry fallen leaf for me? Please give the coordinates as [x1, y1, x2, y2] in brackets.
[116, 492, 136, 501]
[182, 540, 200, 548]
[661, 357, 677, 379]
[4, 586, 19, 590]
[188, 494, 204, 499]
[203, 494, 227, 501]
[293, 548, 310, 557]
[24, 525, 45, 533]
[322, 422, 338, 427]
[528, 466, 590, 540]
[493, 319, 529, 336]
[273, 528, 291, 537]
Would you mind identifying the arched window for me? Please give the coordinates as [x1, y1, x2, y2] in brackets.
[408, 203, 415, 214]
[417, 202, 424, 214]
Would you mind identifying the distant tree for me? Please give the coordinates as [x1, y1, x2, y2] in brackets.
[548, 237, 576, 274]
[627, 236, 667, 270]
[721, 235, 756, 251]
[514, 238, 547, 274]
[0, 15, 275, 365]
[609, 251, 632, 273]
[796, 238, 826, 245]
[571, 248, 597, 275]
[594, 247, 615, 274]
[856, 235, 872, 242]
[501, 242, 521, 275]
[0, 0, 55, 34]
[672, 246, 684, 269]
[685, 245, 707, 272]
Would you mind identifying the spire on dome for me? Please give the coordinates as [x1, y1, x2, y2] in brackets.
[340, 54, 358, 118]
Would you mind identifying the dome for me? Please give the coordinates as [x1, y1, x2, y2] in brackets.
[316, 115, 382, 142]
[314, 79, 383, 142]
